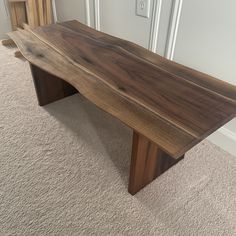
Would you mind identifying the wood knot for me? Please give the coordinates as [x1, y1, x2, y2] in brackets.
[118, 86, 126, 92]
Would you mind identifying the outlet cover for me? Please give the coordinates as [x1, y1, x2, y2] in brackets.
[136, 0, 150, 18]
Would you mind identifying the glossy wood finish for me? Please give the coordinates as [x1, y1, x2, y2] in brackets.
[60, 21, 236, 103]
[33, 23, 236, 137]
[8, 21, 236, 158]
[8, 28, 194, 158]
[30, 64, 77, 106]
[7, 21, 236, 194]
[129, 132, 184, 195]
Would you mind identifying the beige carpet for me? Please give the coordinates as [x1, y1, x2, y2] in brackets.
[0, 45, 236, 236]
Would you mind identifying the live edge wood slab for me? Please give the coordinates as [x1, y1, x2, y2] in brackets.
[8, 20, 236, 195]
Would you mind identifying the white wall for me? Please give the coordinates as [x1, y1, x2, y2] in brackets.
[55, 0, 86, 23]
[0, 0, 12, 39]
[54, 0, 152, 48]
[99, 0, 153, 48]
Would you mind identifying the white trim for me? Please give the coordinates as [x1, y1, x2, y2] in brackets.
[148, 0, 162, 52]
[1, 0, 9, 19]
[207, 127, 236, 157]
[165, 0, 183, 60]
[94, 0, 100, 30]
[218, 127, 236, 143]
[85, 0, 91, 27]
[52, 0, 58, 23]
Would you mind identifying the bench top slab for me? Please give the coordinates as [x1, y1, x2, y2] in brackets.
[8, 20, 236, 158]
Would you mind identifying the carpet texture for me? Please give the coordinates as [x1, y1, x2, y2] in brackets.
[0, 45, 236, 236]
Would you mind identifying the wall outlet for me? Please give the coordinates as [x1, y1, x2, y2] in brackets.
[136, 0, 150, 18]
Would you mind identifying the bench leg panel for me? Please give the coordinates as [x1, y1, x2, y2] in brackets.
[30, 64, 77, 106]
[128, 131, 184, 195]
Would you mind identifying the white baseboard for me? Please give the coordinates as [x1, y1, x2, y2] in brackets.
[207, 128, 236, 157]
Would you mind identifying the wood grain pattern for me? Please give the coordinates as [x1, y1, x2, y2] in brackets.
[25, 0, 39, 27]
[31, 23, 236, 140]
[37, 0, 45, 26]
[8, 21, 236, 159]
[36, 0, 53, 26]
[9, 0, 53, 28]
[9, 1, 27, 30]
[8, 28, 195, 158]
[45, 0, 53, 25]
[129, 132, 184, 195]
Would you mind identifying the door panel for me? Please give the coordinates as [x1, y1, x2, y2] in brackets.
[174, 0, 236, 85]
[99, 0, 154, 48]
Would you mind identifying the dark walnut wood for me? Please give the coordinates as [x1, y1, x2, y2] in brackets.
[129, 132, 184, 195]
[8, 27, 195, 158]
[30, 64, 77, 106]
[32, 23, 236, 139]
[8, 20, 236, 194]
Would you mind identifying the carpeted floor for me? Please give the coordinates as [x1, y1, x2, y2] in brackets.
[0, 45, 236, 236]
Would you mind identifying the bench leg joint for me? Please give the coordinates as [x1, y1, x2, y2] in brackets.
[30, 63, 77, 106]
[128, 131, 184, 195]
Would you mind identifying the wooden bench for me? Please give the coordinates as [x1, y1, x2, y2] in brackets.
[8, 20, 236, 195]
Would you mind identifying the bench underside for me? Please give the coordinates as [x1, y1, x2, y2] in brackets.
[30, 64, 184, 194]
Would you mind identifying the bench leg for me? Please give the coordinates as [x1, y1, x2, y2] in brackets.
[128, 131, 184, 195]
[30, 64, 77, 106]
